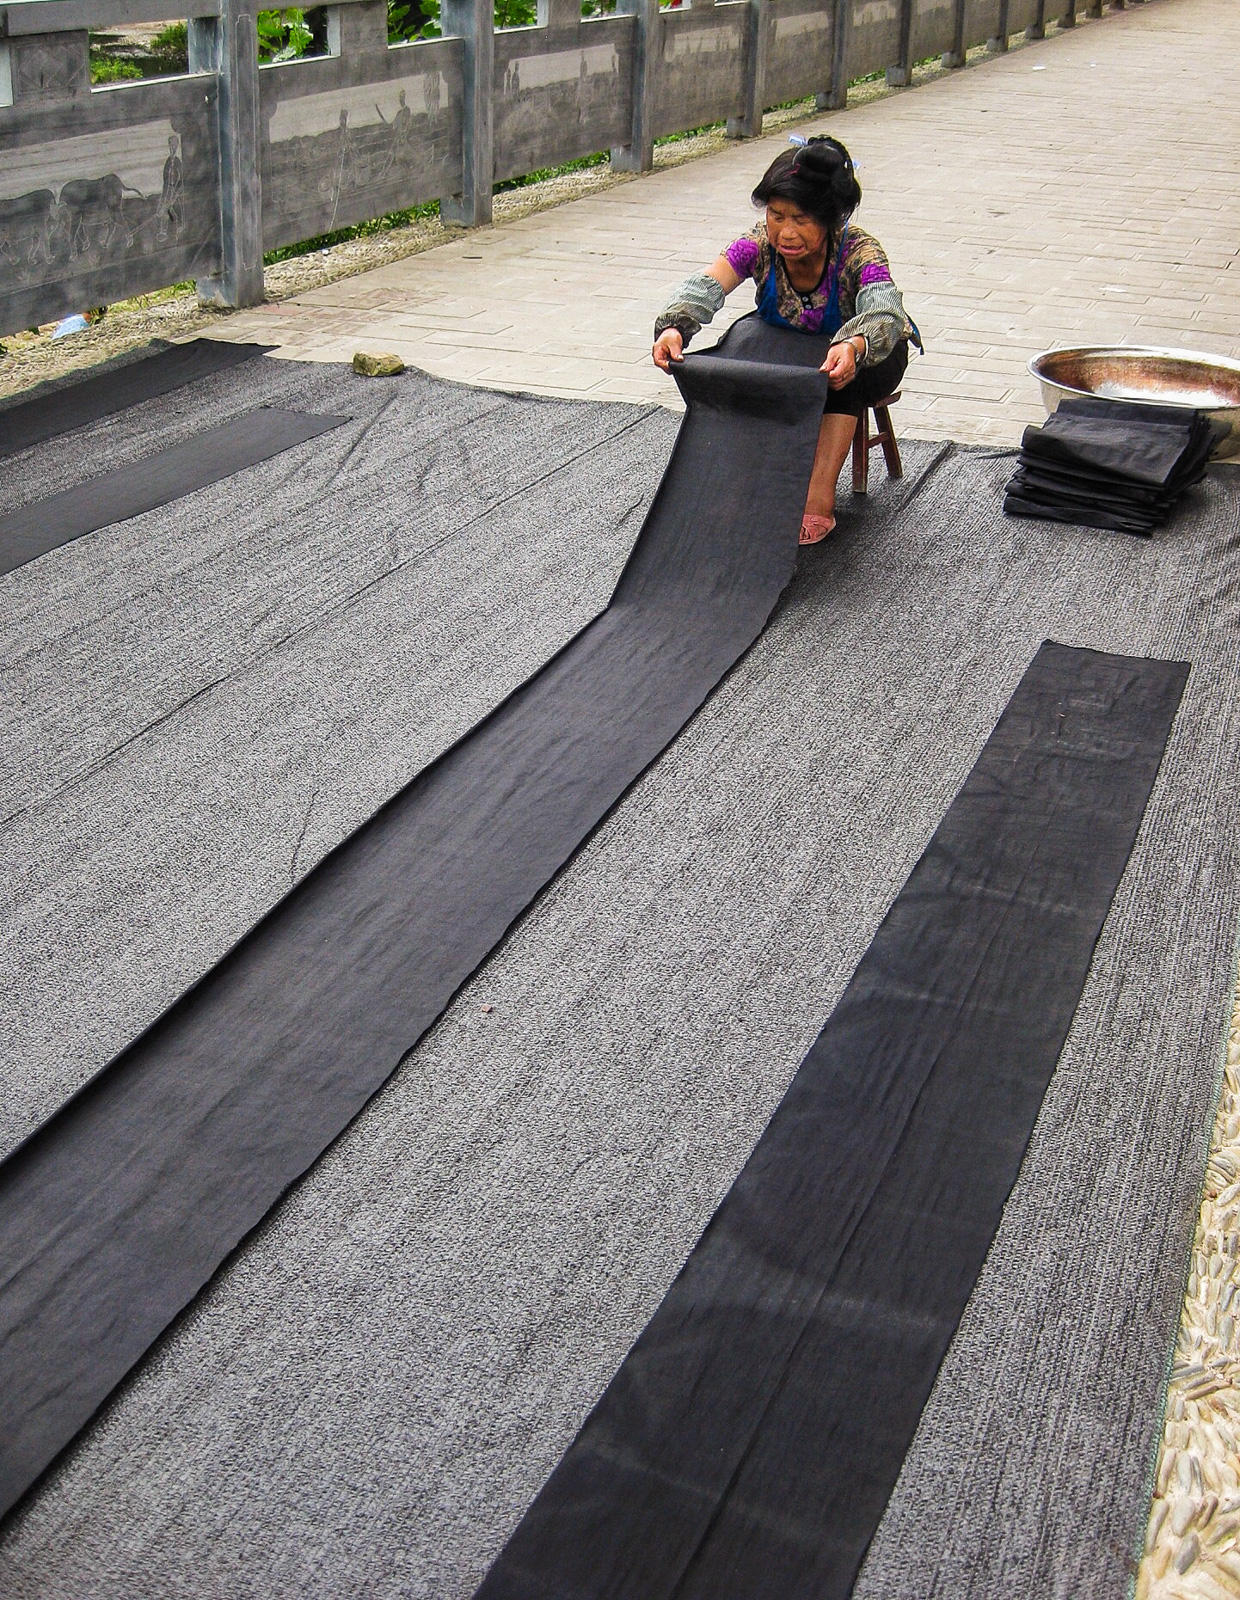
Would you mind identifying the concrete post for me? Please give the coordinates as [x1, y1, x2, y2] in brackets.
[988, 0, 1010, 51]
[327, 0, 390, 61]
[612, 0, 656, 173]
[886, 0, 914, 85]
[819, 0, 851, 110]
[727, 0, 769, 139]
[191, 0, 264, 308]
[942, 0, 967, 66]
[1026, 0, 1047, 40]
[538, 0, 582, 31]
[441, 0, 494, 225]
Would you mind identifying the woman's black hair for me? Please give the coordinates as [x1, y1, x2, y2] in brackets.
[751, 136, 862, 234]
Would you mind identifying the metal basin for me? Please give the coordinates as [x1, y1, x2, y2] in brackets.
[1029, 345, 1240, 459]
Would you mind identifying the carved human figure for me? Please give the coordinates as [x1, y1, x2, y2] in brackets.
[157, 134, 184, 243]
[374, 89, 413, 181]
[328, 109, 355, 228]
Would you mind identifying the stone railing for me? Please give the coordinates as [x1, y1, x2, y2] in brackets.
[0, 0, 1093, 335]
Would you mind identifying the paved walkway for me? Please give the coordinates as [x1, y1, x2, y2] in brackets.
[210, 0, 1239, 445]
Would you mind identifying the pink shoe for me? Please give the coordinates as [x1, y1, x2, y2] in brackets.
[799, 513, 836, 545]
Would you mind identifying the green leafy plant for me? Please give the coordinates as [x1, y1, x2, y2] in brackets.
[89, 53, 143, 82]
[152, 21, 188, 53]
[256, 8, 314, 62]
[147, 20, 188, 69]
[388, 0, 439, 39]
[494, 0, 537, 25]
[389, 0, 611, 39]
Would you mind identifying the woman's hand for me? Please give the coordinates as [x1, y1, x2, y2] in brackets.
[821, 337, 863, 389]
[652, 329, 684, 371]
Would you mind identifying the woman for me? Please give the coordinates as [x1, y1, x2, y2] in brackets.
[652, 135, 917, 544]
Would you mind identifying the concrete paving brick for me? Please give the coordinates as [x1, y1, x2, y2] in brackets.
[201, 0, 1239, 447]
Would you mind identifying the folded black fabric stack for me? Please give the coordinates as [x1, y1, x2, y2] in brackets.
[1005, 396, 1219, 536]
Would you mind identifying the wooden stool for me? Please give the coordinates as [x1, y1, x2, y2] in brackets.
[852, 391, 904, 495]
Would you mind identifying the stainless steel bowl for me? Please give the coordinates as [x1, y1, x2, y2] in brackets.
[1029, 345, 1240, 459]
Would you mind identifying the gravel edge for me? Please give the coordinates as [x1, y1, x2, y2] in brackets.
[1137, 983, 1240, 1600]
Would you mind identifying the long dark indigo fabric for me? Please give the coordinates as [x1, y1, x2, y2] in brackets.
[0, 321, 831, 1518]
[0, 340, 272, 462]
[0, 409, 347, 575]
[474, 641, 1187, 1600]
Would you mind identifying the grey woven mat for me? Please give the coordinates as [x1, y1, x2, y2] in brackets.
[1, 357, 1238, 1597]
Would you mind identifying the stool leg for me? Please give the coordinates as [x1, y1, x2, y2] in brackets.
[874, 405, 903, 480]
[852, 408, 869, 494]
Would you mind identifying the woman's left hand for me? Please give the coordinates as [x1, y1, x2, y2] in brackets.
[821, 339, 861, 390]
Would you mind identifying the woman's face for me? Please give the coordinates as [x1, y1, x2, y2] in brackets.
[765, 200, 829, 263]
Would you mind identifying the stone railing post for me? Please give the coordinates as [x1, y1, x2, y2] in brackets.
[327, 0, 389, 59]
[943, 0, 967, 65]
[819, 0, 850, 109]
[988, 0, 1010, 49]
[190, 0, 263, 307]
[612, 0, 656, 172]
[441, 0, 494, 225]
[727, 0, 769, 139]
[886, 0, 914, 85]
[537, 0, 581, 29]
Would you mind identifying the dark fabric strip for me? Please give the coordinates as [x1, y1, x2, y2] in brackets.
[0, 409, 348, 576]
[0, 322, 832, 1518]
[0, 341, 273, 462]
[474, 640, 1188, 1600]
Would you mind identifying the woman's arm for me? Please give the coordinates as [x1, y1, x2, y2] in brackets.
[833, 280, 909, 367]
[652, 256, 743, 370]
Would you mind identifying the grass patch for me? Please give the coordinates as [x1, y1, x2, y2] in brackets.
[262, 201, 442, 264]
[90, 53, 144, 82]
[494, 150, 609, 193]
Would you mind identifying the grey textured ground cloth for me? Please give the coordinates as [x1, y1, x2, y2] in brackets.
[0, 356, 669, 1157]
[0, 408, 348, 575]
[1, 358, 1238, 1597]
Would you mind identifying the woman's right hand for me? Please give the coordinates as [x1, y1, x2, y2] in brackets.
[652, 329, 684, 371]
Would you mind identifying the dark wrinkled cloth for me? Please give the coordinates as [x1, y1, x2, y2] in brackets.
[1004, 396, 1218, 535]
